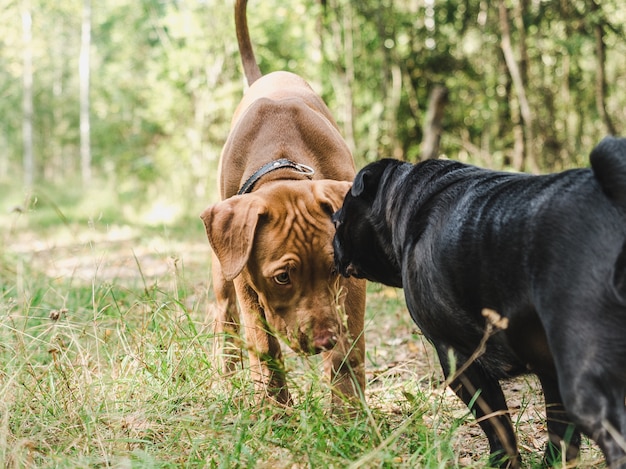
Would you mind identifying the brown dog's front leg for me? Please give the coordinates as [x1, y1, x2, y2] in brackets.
[236, 280, 292, 406]
[247, 332, 292, 406]
[211, 253, 241, 375]
[323, 333, 365, 408]
[324, 279, 366, 409]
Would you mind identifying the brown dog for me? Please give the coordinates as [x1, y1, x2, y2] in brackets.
[200, 0, 366, 408]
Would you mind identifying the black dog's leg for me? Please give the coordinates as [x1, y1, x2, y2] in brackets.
[435, 343, 520, 468]
[537, 374, 581, 466]
[560, 376, 626, 469]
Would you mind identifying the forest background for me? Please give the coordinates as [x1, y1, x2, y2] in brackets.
[1, 0, 625, 222]
[0, 0, 623, 465]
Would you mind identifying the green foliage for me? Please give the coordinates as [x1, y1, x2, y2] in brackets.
[1, 0, 625, 203]
[0, 3, 617, 465]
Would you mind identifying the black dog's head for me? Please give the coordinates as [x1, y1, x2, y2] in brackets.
[333, 159, 403, 288]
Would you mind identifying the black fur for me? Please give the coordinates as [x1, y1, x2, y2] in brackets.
[333, 136, 626, 468]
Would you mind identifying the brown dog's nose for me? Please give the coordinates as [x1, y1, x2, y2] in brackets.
[342, 263, 360, 278]
[313, 330, 338, 351]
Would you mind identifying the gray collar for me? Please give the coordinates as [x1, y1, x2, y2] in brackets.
[237, 158, 315, 195]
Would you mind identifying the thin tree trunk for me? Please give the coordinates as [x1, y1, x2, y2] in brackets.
[513, 0, 529, 86]
[80, 0, 92, 185]
[420, 85, 448, 161]
[498, 0, 538, 173]
[389, 63, 403, 159]
[560, 0, 581, 160]
[0, 126, 7, 179]
[48, 20, 65, 181]
[373, 2, 403, 160]
[561, 0, 572, 157]
[325, 0, 356, 155]
[21, 0, 33, 187]
[340, 1, 355, 155]
[590, 0, 616, 136]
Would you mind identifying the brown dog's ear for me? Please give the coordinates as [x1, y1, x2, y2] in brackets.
[200, 195, 267, 281]
[312, 180, 353, 216]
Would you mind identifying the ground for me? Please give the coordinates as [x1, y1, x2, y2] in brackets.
[3, 221, 607, 467]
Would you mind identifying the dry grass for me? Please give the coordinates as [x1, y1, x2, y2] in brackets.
[0, 209, 606, 467]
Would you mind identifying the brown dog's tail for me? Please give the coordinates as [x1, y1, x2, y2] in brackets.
[235, 0, 262, 86]
[590, 136, 626, 211]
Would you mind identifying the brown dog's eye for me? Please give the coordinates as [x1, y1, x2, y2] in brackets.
[274, 272, 290, 285]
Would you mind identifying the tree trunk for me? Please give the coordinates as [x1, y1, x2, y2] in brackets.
[389, 63, 403, 159]
[513, 0, 529, 86]
[590, 0, 616, 136]
[80, 0, 92, 185]
[374, 2, 403, 160]
[324, 0, 356, 156]
[498, 0, 538, 173]
[21, 0, 33, 187]
[420, 85, 448, 161]
[341, 1, 356, 155]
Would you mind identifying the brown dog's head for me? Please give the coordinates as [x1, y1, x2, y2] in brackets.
[201, 179, 352, 355]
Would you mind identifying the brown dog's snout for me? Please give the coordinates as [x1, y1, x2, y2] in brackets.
[337, 262, 358, 278]
[333, 244, 356, 278]
[313, 329, 338, 351]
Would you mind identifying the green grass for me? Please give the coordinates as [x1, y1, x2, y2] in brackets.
[0, 248, 462, 468]
[0, 189, 605, 468]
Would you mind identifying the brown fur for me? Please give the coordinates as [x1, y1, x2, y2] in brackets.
[200, 0, 365, 407]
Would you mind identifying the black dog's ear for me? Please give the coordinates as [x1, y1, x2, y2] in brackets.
[351, 169, 370, 197]
[352, 159, 398, 197]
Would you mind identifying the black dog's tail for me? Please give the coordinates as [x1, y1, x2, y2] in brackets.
[590, 136, 626, 211]
[591, 137, 626, 299]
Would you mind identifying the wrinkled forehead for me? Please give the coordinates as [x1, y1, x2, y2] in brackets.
[252, 194, 335, 261]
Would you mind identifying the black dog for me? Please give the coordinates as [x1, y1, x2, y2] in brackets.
[333, 136, 626, 468]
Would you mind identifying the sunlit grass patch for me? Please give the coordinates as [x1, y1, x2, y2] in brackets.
[0, 218, 607, 468]
[0, 242, 463, 467]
